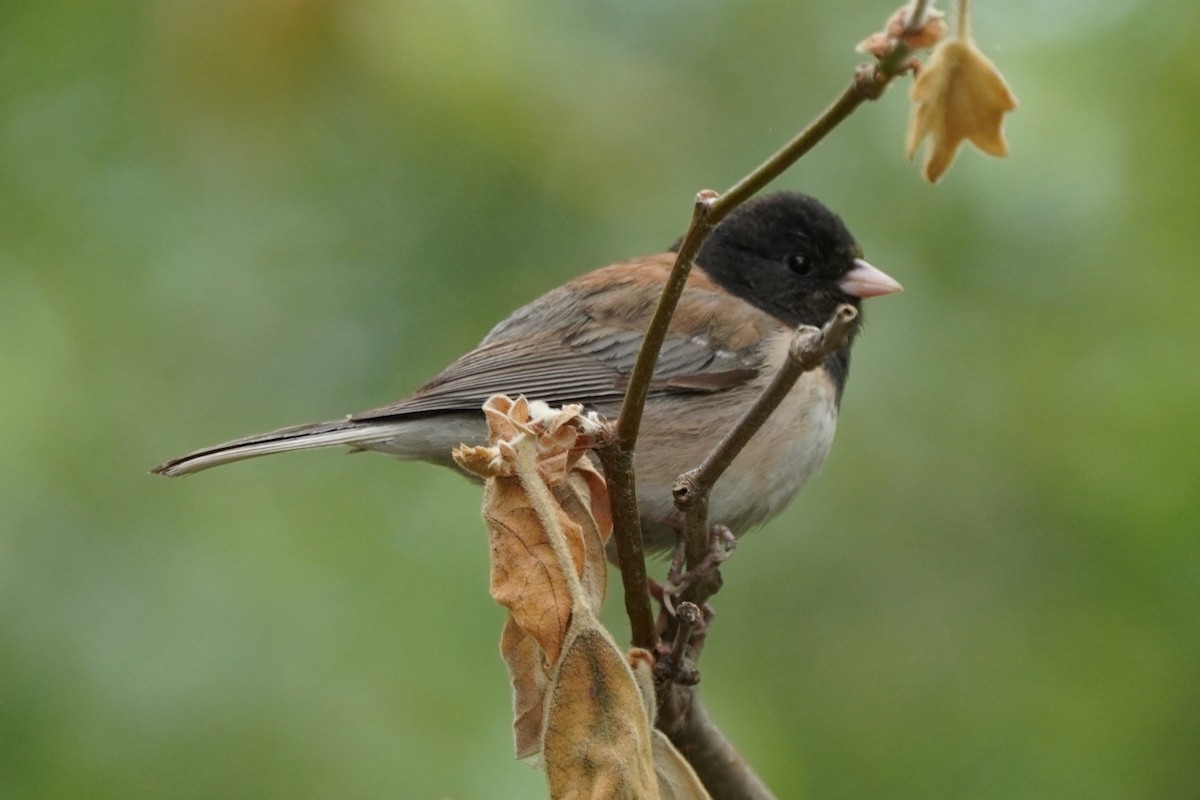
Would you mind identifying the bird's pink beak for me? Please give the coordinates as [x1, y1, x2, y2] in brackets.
[839, 258, 903, 298]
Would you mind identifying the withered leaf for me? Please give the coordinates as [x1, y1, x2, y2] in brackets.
[502, 616, 549, 759]
[543, 626, 659, 799]
[483, 476, 576, 665]
[457, 395, 617, 765]
[907, 36, 1018, 182]
[552, 470, 610, 615]
[651, 731, 711, 800]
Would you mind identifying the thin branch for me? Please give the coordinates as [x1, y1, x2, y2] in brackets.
[669, 602, 702, 667]
[613, 191, 720, 451]
[594, 441, 658, 650]
[687, 306, 859, 494]
[602, 192, 717, 650]
[652, 600, 702, 686]
[715, 70, 883, 218]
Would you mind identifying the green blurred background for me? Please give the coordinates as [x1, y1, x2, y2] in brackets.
[2, 0, 1197, 797]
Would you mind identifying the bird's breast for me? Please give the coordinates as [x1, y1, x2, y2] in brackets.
[706, 364, 839, 533]
[632, 329, 841, 548]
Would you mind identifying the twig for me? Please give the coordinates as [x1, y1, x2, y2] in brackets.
[601, 192, 718, 651]
[594, 441, 658, 650]
[653, 601, 703, 686]
[715, 68, 886, 218]
[613, 190, 720, 452]
[682, 306, 859, 498]
[669, 602, 702, 666]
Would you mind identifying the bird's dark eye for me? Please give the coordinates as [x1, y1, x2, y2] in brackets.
[787, 254, 812, 276]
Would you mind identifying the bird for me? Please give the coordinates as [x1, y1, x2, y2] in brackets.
[152, 192, 902, 552]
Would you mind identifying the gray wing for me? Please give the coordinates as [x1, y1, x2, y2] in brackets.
[351, 263, 772, 422]
[353, 330, 757, 420]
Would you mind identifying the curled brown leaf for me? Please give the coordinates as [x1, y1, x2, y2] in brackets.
[906, 9, 1017, 182]
[455, 395, 615, 763]
[543, 628, 660, 799]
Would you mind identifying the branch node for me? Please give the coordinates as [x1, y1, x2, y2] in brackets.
[672, 602, 703, 659]
[654, 601, 703, 687]
[669, 525, 735, 599]
[855, 62, 888, 98]
[672, 469, 701, 511]
[788, 303, 858, 368]
[695, 188, 720, 209]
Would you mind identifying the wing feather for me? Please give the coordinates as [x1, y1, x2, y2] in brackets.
[352, 255, 779, 422]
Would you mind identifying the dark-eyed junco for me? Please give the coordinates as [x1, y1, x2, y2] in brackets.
[153, 192, 901, 551]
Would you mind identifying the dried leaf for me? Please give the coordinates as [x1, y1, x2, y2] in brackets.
[456, 395, 617, 765]
[553, 470, 611, 614]
[452, 443, 506, 479]
[544, 627, 659, 799]
[467, 397, 694, 796]
[628, 649, 657, 719]
[906, 36, 1018, 182]
[483, 473, 576, 664]
[455, 395, 609, 666]
[502, 616, 549, 758]
[651, 731, 711, 800]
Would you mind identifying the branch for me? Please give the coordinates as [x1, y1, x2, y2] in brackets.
[594, 440, 658, 650]
[613, 191, 720, 452]
[601, 192, 719, 651]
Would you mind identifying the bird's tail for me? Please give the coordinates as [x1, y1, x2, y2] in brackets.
[151, 418, 412, 477]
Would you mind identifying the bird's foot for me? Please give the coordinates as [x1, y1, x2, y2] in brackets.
[664, 523, 737, 598]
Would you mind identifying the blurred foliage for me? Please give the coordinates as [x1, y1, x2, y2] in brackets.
[2, 0, 1198, 797]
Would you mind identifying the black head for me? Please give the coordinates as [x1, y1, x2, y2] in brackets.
[690, 192, 889, 330]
